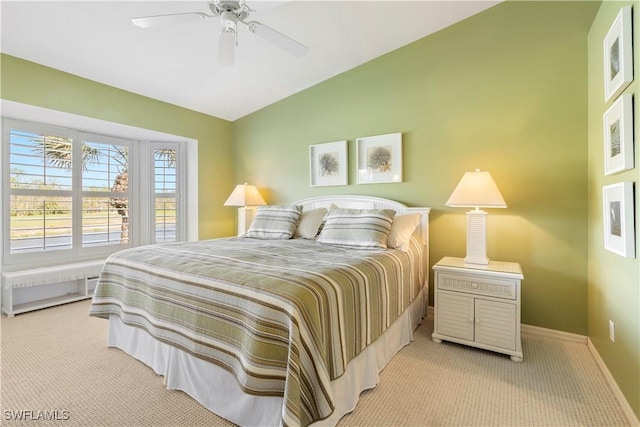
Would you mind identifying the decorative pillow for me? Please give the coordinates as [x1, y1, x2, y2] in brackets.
[317, 208, 396, 249]
[294, 207, 328, 239]
[246, 205, 303, 240]
[387, 213, 421, 250]
[314, 203, 339, 237]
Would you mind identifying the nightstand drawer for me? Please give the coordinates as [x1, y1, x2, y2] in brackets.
[437, 272, 516, 300]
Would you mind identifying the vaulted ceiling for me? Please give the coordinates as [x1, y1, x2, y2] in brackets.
[1, 1, 500, 121]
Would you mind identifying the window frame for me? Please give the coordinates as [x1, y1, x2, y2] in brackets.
[2, 118, 192, 270]
[150, 141, 184, 244]
[3, 120, 78, 266]
[76, 132, 135, 259]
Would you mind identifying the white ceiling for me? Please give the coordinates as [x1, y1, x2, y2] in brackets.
[1, 0, 500, 122]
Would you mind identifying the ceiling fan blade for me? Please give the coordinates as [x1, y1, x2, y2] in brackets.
[245, 21, 307, 58]
[132, 13, 212, 29]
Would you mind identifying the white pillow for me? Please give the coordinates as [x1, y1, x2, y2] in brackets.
[387, 213, 421, 250]
[314, 204, 339, 237]
[294, 207, 328, 239]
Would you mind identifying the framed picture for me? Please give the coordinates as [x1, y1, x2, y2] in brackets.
[356, 133, 402, 184]
[603, 182, 635, 258]
[603, 6, 633, 102]
[309, 140, 347, 186]
[603, 93, 634, 175]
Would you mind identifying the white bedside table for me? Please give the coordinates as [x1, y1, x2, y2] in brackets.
[432, 256, 524, 362]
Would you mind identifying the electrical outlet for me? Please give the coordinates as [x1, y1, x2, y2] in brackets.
[609, 320, 615, 342]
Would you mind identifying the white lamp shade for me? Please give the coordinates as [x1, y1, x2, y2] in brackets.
[224, 183, 266, 207]
[446, 170, 507, 208]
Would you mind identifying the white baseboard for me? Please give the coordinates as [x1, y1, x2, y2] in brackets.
[587, 338, 640, 427]
[521, 323, 586, 343]
[521, 323, 639, 426]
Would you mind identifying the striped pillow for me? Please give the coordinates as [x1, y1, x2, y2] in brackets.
[317, 208, 396, 249]
[246, 205, 303, 240]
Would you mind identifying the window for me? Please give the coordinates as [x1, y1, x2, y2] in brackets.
[152, 144, 179, 243]
[81, 138, 130, 248]
[2, 119, 190, 268]
[8, 126, 75, 255]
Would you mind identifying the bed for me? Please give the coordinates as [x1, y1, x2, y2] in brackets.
[89, 195, 430, 427]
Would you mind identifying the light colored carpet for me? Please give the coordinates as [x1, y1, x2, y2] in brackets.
[0, 300, 631, 426]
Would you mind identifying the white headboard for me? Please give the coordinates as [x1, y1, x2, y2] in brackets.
[292, 194, 431, 273]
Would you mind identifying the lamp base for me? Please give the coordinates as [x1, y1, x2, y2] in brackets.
[237, 206, 258, 236]
[464, 255, 490, 265]
[465, 209, 489, 265]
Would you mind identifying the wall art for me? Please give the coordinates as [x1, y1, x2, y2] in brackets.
[309, 140, 347, 186]
[603, 182, 635, 258]
[603, 93, 634, 175]
[603, 6, 633, 102]
[356, 133, 402, 184]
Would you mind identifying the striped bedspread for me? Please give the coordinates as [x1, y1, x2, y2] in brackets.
[89, 236, 425, 427]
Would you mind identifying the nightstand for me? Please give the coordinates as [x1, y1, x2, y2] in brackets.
[432, 256, 524, 362]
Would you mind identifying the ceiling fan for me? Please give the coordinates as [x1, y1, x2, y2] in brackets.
[132, 0, 308, 66]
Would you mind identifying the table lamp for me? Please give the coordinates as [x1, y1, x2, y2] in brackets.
[224, 183, 266, 235]
[446, 169, 506, 265]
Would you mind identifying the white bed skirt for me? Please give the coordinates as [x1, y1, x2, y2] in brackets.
[107, 287, 427, 427]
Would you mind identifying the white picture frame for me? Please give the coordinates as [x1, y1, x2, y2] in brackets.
[603, 93, 634, 175]
[309, 140, 347, 187]
[603, 182, 635, 258]
[603, 6, 633, 102]
[356, 133, 402, 184]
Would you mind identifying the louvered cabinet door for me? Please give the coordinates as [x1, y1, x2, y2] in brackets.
[432, 257, 524, 362]
[474, 299, 516, 351]
[435, 292, 474, 341]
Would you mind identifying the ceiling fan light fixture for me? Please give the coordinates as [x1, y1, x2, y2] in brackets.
[218, 27, 236, 66]
[219, 10, 237, 30]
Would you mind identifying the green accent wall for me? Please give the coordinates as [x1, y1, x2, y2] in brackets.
[232, 1, 598, 335]
[0, 54, 235, 239]
[587, 1, 640, 418]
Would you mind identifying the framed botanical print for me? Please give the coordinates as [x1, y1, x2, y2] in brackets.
[603, 182, 635, 258]
[603, 94, 634, 175]
[356, 133, 402, 184]
[603, 6, 633, 102]
[309, 140, 347, 186]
